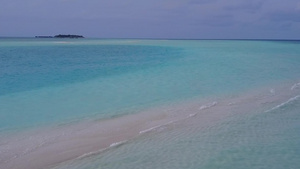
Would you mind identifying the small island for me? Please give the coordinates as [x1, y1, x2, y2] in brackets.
[54, 34, 84, 38]
[35, 34, 84, 38]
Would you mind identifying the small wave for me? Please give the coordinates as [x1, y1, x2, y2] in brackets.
[199, 102, 218, 110]
[139, 121, 174, 134]
[291, 82, 300, 90]
[185, 101, 218, 118]
[109, 140, 128, 148]
[52, 148, 110, 169]
[74, 141, 128, 161]
[264, 95, 300, 113]
[139, 102, 218, 135]
[74, 140, 128, 161]
[75, 149, 106, 160]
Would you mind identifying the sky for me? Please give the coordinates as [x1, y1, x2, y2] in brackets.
[1, 0, 300, 39]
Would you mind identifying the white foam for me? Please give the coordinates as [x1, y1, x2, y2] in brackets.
[75, 148, 107, 160]
[109, 140, 128, 148]
[75, 140, 128, 161]
[199, 102, 218, 110]
[269, 89, 275, 95]
[188, 113, 196, 117]
[291, 82, 300, 90]
[264, 95, 300, 113]
[139, 121, 174, 134]
[183, 101, 218, 118]
[140, 102, 219, 135]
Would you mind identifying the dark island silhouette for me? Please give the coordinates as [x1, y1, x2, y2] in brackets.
[35, 34, 84, 38]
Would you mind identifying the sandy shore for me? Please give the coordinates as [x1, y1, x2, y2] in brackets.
[1, 81, 299, 169]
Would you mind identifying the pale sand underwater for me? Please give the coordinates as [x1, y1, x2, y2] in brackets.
[1, 80, 300, 169]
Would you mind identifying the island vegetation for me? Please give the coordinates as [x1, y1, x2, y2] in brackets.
[35, 34, 84, 38]
[54, 34, 84, 38]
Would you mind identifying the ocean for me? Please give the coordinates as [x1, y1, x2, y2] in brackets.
[0, 38, 300, 169]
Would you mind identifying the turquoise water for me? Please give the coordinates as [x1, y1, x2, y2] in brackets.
[1, 39, 299, 131]
[1, 38, 300, 169]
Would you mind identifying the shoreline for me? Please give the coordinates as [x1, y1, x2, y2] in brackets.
[1, 80, 300, 169]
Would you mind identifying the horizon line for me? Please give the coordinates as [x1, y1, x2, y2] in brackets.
[0, 36, 299, 41]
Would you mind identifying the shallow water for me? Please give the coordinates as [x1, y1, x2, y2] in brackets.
[0, 39, 300, 169]
[51, 83, 300, 169]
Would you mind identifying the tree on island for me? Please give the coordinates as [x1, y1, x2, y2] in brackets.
[54, 34, 84, 38]
[35, 34, 84, 38]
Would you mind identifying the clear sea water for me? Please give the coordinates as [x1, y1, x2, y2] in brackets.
[1, 38, 300, 168]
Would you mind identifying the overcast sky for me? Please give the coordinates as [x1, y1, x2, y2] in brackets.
[1, 0, 300, 39]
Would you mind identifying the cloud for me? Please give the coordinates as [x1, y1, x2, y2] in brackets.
[1, 0, 300, 39]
